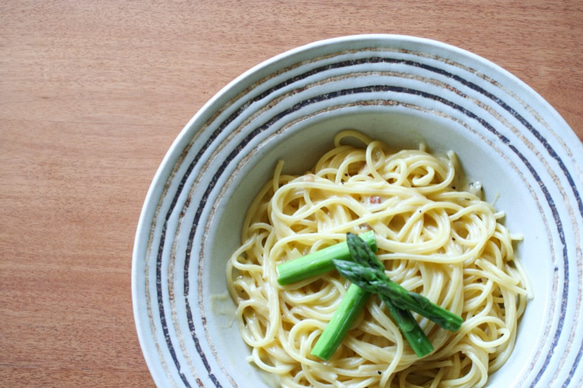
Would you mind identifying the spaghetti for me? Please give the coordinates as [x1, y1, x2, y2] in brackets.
[226, 130, 530, 387]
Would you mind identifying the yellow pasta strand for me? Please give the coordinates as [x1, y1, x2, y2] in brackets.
[226, 130, 530, 388]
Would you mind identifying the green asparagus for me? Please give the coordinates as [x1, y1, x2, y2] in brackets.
[333, 257, 462, 332]
[381, 295, 434, 357]
[276, 230, 377, 285]
[276, 231, 458, 360]
[310, 284, 370, 360]
[343, 232, 434, 356]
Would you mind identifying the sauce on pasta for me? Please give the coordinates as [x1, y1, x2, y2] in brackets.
[226, 130, 530, 387]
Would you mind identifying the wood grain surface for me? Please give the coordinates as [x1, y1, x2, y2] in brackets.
[1, 1, 581, 387]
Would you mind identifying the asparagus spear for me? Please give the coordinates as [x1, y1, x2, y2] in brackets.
[343, 233, 462, 331]
[345, 232, 385, 272]
[333, 257, 463, 332]
[276, 230, 377, 285]
[311, 233, 433, 359]
[381, 296, 434, 357]
[344, 232, 434, 357]
[310, 284, 370, 360]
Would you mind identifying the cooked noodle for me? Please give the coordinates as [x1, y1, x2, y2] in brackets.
[226, 130, 530, 388]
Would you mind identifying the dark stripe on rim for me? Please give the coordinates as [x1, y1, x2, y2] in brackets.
[156, 223, 191, 386]
[149, 51, 580, 386]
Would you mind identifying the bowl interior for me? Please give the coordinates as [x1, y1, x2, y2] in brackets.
[204, 108, 550, 386]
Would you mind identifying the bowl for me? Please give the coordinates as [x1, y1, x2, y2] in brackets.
[132, 34, 583, 387]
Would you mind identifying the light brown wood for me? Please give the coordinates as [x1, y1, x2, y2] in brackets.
[1, 1, 581, 386]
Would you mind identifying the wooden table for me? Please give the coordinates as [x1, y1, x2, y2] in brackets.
[1, 1, 581, 386]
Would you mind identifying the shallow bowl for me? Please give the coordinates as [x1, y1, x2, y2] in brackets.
[132, 34, 583, 387]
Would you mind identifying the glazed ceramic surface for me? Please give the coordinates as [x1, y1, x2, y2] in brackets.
[132, 35, 583, 387]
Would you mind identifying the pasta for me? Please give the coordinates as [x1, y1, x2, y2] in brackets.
[226, 130, 530, 387]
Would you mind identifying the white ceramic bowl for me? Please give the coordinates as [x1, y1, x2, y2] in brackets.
[132, 34, 583, 387]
